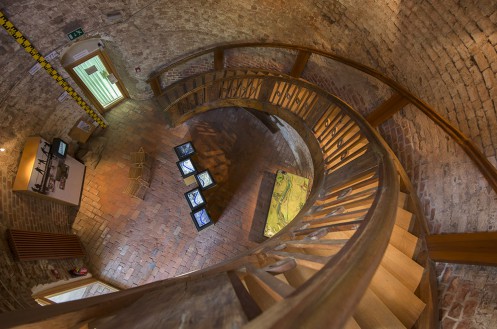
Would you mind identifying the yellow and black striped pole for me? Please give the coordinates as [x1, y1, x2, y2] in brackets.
[0, 10, 107, 128]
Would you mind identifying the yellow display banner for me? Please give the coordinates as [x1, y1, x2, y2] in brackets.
[0, 10, 107, 128]
[264, 170, 309, 238]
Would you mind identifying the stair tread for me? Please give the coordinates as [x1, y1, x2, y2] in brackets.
[354, 288, 407, 329]
[390, 225, 419, 258]
[370, 264, 426, 328]
[267, 251, 329, 271]
[398, 192, 408, 208]
[395, 207, 414, 231]
[245, 265, 295, 301]
[344, 317, 361, 329]
[322, 230, 356, 240]
[283, 266, 318, 289]
[382, 244, 424, 292]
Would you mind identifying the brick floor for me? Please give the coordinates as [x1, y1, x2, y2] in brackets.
[72, 100, 312, 288]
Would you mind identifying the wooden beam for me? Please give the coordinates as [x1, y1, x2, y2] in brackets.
[366, 93, 410, 127]
[227, 271, 262, 321]
[290, 50, 311, 78]
[149, 76, 162, 97]
[214, 48, 225, 70]
[427, 232, 497, 266]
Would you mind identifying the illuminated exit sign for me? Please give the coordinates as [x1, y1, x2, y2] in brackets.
[67, 28, 84, 41]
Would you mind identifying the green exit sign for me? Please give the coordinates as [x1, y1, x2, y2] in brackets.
[67, 28, 84, 41]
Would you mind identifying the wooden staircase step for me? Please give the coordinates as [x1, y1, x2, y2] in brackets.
[354, 288, 406, 329]
[344, 317, 361, 329]
[304, 209, 368, 227]
[282, 265, 318, 289]
[322, 123, 357, 154]
[390, 225, 419, 258]
[279, 239, 347, 257]
[282, 239, 348, 250]
[317, 177, 378, 205]
[307, 217, 366, 229]
[370, 265, 426, 328]
[317, 188, 377, 209]
[242, 265, 295, 311]
[395, 207, 414, 231]
[316, 194, 376, 213]
[398, 192, 408, 208]
[324, 169, 377, 195]
[322, 230, 356, 240]
[266, 251, 329, 271]
[382, 244, 424, 292]
[325, 138, 368, 167]
[293, 221, 362, 237]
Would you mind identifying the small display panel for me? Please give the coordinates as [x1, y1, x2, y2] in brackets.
[195, 170, 216, 190]
[184, 188, 206, 210]
[176, 158, 197, 177]
[50, 138, 68, 158]
[190, 207, 213, 231]
[174, 142, 195, 159]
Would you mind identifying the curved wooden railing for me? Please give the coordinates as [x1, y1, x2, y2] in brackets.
[1, 70, 403, 328]
[148, 42, 497, 195]
[152, 68, 404, 327]
[151, 67, 435, 327]
[0, 49, 441, 328]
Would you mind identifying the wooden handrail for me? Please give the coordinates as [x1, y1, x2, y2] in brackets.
[1, 70, 401, 328]
[156, 70, 400, 327]
[148, 42, 497, 195]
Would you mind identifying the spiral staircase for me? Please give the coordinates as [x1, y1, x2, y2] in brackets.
[0, 44, 446, 329]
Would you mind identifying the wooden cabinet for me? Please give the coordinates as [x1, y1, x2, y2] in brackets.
[13, 136, 86, 206]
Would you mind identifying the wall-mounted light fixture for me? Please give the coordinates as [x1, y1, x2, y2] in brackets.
[0, 148, 5, 152]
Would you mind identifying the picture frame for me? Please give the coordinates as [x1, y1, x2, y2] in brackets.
[184, 187, 206, 210]
[176, 158, 197, 178]
[190, 207, 213, 231]
[195, 170, 216, 190]
[174, 141, 195, 160]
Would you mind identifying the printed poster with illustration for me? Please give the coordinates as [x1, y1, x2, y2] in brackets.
[264, 170, 309, 238]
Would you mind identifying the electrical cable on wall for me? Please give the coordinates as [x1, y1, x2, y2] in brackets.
[0, 10, 108, 128]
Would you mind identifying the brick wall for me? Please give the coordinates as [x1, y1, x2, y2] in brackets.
[302, 54, 393, 116]
[380, 105, 497, 234]
[225, 47, 297, 74]
[0, 166, 85, 312]
[0, 34, 88, 311]
[160, 53, 214, 89]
